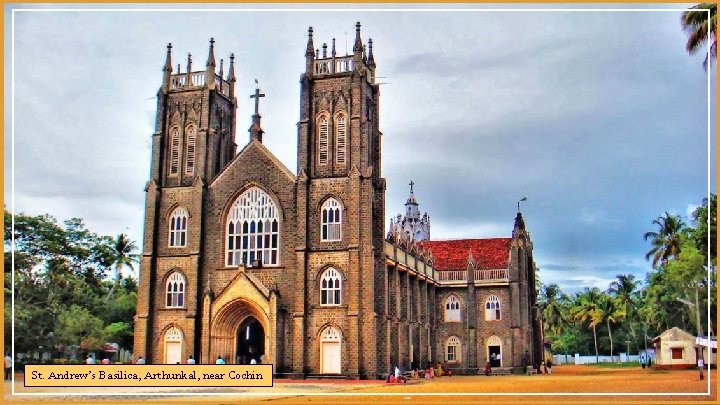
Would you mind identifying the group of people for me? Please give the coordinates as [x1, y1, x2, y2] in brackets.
[133, 355, 259, 365]
[386, 362, 452, 383]
[639, 355, 652, 368]
[81, 354, 112, 364]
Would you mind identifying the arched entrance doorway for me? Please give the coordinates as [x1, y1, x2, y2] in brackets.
[236, 316, 265, 364]
[209, 297, 271, 366]
[320, 326, 342, 374]
[487, 336, 502, 367]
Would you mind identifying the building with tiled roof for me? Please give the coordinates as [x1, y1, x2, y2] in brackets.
[384, 184, 542, 373]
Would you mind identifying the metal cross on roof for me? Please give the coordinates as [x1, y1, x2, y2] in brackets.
[409, 180, 414, 193]
[250, 79, 265, 116]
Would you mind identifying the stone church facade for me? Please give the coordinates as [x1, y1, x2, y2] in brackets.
[134, 23, 542, 379]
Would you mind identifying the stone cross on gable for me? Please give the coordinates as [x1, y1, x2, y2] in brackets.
[250, 79, 265, 116]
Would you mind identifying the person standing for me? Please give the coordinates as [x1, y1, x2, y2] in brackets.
[4, 353, 12, 380]
[698, 356, 705, 380]
[86, 355, 95, 365]
[136, 356, 145, 364]
[484, 361, 492, 377]
[187, 356, 195, 364]
[215, 356, 225, 365]
[547, 359, 553, 375]
[640, 356, 646, 369]
[522, 350, 530, 375]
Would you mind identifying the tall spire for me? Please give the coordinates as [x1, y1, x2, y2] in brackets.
[163, 43, 173, 72]
[331, 38, 336, 58]
[306, 26, 315, 56]
[353, 21, 363, 53]
[205, 38, 216, 89]
[368, 38, 375, 66]
[227, 53, 236, 98]
[162, 43, 172, 92]
[306, 26, 315, 74]
[219, 59, 224, 78]
[206, 37, 216, 68]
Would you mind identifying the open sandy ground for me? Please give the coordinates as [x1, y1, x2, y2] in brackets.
[3, 365, 716, 404]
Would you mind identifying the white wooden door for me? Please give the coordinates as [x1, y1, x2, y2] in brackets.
[321, 342, 341, 374]
[166, 342, 181, 364]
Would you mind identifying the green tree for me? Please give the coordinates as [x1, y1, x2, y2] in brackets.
[643, 212, 686, 269]
[55, 305, 106, 351]
[597, 294, 627, 360]
[539, 283, 566, 335]
[682, 3, 717, 69]
[690, 194, 717, 266]
[609, 274, 640, 344]
[4, 210, 139, 357]
[571, 287, 603, 363]
[105, 234, 139, 300]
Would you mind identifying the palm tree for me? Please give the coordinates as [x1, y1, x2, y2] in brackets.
[682, 3, 717, 69]
[597, 294, 627, 361]
[643, 212, 686, 269]
[539, 283, 565, 335]
[107, 234, 138, 299]
[609, 274, 639, 341]
[571, 287, 603, 363]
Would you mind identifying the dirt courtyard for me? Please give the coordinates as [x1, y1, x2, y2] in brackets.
[4, 365, 716, 404]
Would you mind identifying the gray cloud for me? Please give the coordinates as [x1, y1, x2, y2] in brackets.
[6, 6, 714, 294]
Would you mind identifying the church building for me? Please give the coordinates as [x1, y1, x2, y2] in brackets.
[134, 23, 542, 378]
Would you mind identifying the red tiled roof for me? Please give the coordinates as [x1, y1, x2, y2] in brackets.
[419, 238, 511, 271]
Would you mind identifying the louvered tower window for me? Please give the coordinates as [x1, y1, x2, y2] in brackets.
[318, 116, 329, 165]
[335, 114, 346, 164]
[169, 127, 180, 175]
[185, 125, 196, 175]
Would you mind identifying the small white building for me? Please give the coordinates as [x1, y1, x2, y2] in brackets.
[652, 327, 715, 369]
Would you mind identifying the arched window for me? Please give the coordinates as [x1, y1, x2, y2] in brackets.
[335, 114, 346, 164]
[166, 272, 185, 308]
[321, 198, 342, 241]
[446, 336, 461, 363]
[444, 295, 461, 322]
[168, 207, 188, 247]
[318, 115, 329, 166]
[226, 187, 280, 267]
[169, 127, 180, 175]
[185, 125, 196, 175]
[320, 268, 342, 305]
[485, 295, 501, 321]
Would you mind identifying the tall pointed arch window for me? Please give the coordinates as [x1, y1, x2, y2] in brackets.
[485, 295, 501, 321]
[446, 336, 461, 363]
[320, 267, 342, 305]
[168, 207, 188, 247]
[169, 127, 180, 175]
[185, 125, 197, 175]
[226, 187, 280, 267]
[321, 198, 342, 241]
[166, 272, 185, 308]
[444, 295, 461, 322]
[318, 115, 329, 166]
[335, 114, 346, 165]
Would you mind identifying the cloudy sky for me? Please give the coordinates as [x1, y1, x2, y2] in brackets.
[4, 4, 715, 293]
